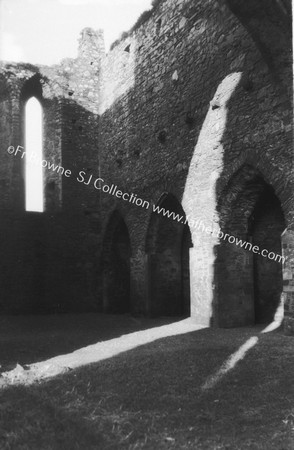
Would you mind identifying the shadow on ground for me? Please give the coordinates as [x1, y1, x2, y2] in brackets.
[0, 315, 293, 449]
[0, 313, 183, 371]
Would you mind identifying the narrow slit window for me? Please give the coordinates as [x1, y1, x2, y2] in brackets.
[25, 97, 44, 212]
[156, 18, 162, 35]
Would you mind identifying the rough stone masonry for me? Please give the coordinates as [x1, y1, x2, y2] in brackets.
[0, 0, 293, 333]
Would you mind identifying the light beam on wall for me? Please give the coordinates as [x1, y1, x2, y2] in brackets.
[182, 72, 243, 325]
[25, 97, 44, 212]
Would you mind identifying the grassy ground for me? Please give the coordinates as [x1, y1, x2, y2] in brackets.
[0, 314, 175, 372]
[0, 314, 293, 449]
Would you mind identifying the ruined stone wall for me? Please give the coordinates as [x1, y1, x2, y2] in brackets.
[97, 0, 293, 325]
[0, 46, 104, 312]
[0, 0, 292, 328]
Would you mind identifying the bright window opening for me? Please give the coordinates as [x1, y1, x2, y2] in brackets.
[25, 97, 44, 212]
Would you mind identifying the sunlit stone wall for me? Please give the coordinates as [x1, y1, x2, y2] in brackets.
[0, 0, 292, 328]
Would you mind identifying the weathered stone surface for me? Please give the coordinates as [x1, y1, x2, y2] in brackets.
[0, 0, 292, 331]
[282, 230, 294, 334]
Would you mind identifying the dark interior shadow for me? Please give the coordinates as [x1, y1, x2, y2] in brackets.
[0, 313, 186, 371]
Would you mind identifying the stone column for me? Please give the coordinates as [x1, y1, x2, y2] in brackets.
[130, 249, 149, 315]
[282, 229, 294, 335]
[189, 246, 213, 327]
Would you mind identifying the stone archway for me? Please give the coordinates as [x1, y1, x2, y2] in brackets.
[216, 165, 286, 326]
[146, 193, 192, 317]
[102, 211, 131, 314]
[250, 185, 285, 323]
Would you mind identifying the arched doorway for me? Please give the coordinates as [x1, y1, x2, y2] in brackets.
[249, 185, 285, 323]
[216, 165, 285, 326]
[102, 211, 131, 314]
[146, 193, 192, 317]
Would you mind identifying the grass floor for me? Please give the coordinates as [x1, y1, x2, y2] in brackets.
[0, 314, 293, 449]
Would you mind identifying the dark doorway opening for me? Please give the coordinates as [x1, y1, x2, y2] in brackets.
[249, 186, 285, 323]
[102, 211, 131, 314]
[146, 193, 192, 317]
[216, 165, 285, 327]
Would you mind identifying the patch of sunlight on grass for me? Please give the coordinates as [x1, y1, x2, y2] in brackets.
[202, 336, 259, 390]
[0, 318, 205, 388]
[262, 295, 284, 334]
[202, 296, 285, 390]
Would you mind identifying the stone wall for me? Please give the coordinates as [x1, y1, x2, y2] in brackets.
[283, 230, 294, 335]
[97, 0, 293, 327]
[0, 0, 293, 331]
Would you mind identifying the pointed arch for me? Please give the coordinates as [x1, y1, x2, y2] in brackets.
[215, 164, 286, 326]
[146, 193, 192, 317]
[20, 74, 44, 212]
[25, 96, 43, 212]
